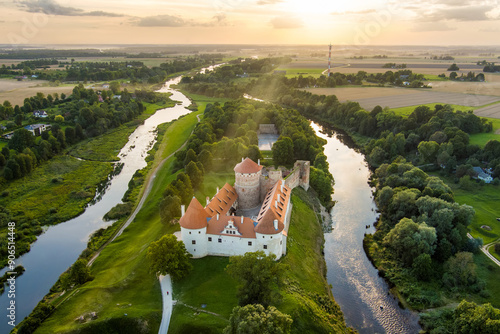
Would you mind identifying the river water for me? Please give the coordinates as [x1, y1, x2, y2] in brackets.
[0, 74, 196, 332]
[312, 122, 421, 333]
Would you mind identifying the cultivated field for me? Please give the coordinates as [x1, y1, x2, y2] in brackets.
[0, 78, 74, 105]
[304, 86, 500, 118]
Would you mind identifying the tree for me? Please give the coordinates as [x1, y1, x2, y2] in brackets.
[159, 195, 181, 224]
[226, 251, 288, 307]
[309, 167, 333, 204]
[495, 243, 500, 255]
[9, 128, 34, 152]
[383, 218, 437, 266]
[442, 252, 478, 288]
[453, 300, 500, 334]
[224, 304, 293, 334]
[412, 253, 433, 281]
[147, 234, 192, 280]
[69, 259, 93, 285]
[418, 141, 440, 163]
[448, 63, 460, 71]
[272, 137, 294, 166]
[185, 160, 204, 190]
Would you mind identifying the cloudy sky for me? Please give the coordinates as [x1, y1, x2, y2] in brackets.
[1, 0, 499, 45]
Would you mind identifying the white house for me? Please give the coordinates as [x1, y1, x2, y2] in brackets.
[472, 167, 493, 184]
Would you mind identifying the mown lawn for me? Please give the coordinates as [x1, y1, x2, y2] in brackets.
[35, 109, 200, 334]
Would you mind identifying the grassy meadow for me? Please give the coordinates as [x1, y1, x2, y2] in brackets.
[35, 107, 201, 333]
[0, 156, 113, 224]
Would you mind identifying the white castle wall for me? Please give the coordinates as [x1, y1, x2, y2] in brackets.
[181, 227, 208, 258]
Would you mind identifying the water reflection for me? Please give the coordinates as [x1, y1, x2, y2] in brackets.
[0, 74, 194, 331]
[312, 122, 421, 334]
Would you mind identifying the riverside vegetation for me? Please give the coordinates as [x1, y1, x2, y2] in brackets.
[25, 94, 348, 333]
[178, 58, 500, 332]
[0, 56, 219, 270]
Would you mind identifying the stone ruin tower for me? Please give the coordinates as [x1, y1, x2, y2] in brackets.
[234, 157, 263, 210]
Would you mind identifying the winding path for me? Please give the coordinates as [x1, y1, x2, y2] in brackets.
[158, 275, 173, 334]
[467, 233, 500, 267]
[87, 138, 190, 266]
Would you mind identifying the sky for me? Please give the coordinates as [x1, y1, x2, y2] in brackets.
[1, 0, 500, 45]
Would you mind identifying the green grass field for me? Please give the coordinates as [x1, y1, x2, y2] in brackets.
[452, 184, 500, 245]
[0, 156, 113, 224]
[179, 91, 230, 113]
[469, 117, 500, 147]
[422, 74, 449, 81]
[275, 65, 325, 78]
[35, 107, 201, 333]
[391, 103, 475, 117]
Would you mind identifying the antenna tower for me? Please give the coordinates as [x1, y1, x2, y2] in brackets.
[328, 43, 332, 76]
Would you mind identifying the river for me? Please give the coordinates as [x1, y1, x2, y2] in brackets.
[312, 122, 421, 333]
[0, 72, 202, 332]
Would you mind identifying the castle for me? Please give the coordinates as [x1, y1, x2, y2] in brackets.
[179, 158, 310, 260]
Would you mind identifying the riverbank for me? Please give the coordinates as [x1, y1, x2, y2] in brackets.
[169, 187, 354, 334]
[30, 109, 202, 334]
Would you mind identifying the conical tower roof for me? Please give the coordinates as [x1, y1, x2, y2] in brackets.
[179, 197, 210, 229]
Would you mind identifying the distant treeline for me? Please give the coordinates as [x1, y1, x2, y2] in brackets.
[1, 54, 223, 84]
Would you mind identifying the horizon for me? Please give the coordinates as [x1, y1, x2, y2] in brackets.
[2, 0, 500, 46]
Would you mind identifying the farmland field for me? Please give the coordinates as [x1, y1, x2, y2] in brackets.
[0, 78, 74, 105]
[304, 86, 500, 118]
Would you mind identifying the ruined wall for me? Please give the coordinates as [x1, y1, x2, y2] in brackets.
[259, 124, 278, 134]
[260, 168, 283, 201]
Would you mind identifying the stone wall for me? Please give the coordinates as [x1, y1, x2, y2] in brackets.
[259, 124, 278, 134]
[235, 171, 261, 209]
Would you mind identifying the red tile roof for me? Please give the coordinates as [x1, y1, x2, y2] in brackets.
[256, 180, 290, 232]
[255, 209, 284, 234]
[205, 183, 237, 217]
[179, 197, 210, 230]
[234, 158, 263, 174]
[207, 215, 257, 239]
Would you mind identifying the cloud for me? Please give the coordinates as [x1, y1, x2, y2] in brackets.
[270, 15, 303, 29]
[257, 0, 283, 4]
[18, 0, 124, 17]
[330, 9, 377, 16]
[135, 14, 186, 27]
[407, 1, 500, 22]
[410, 21, 456, 32]
[135, 14, 228, 27]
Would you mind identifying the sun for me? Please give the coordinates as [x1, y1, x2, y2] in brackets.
[286, 0, 352, 15]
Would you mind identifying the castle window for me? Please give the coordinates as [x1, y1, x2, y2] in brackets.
[189, 231, 191, 234]
[263, 245, 268, 250]
[192, 240, 196, 245]
[198, 231, 201, 234]
[280, 241, 282, 245]
[270, 236, 273, 239]
[208, 237, 212, 242]
[218, 239, 222, 243]
[248, 241, 252, 246]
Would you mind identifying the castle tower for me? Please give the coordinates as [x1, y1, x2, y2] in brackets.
[234, 158, 263, 210]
